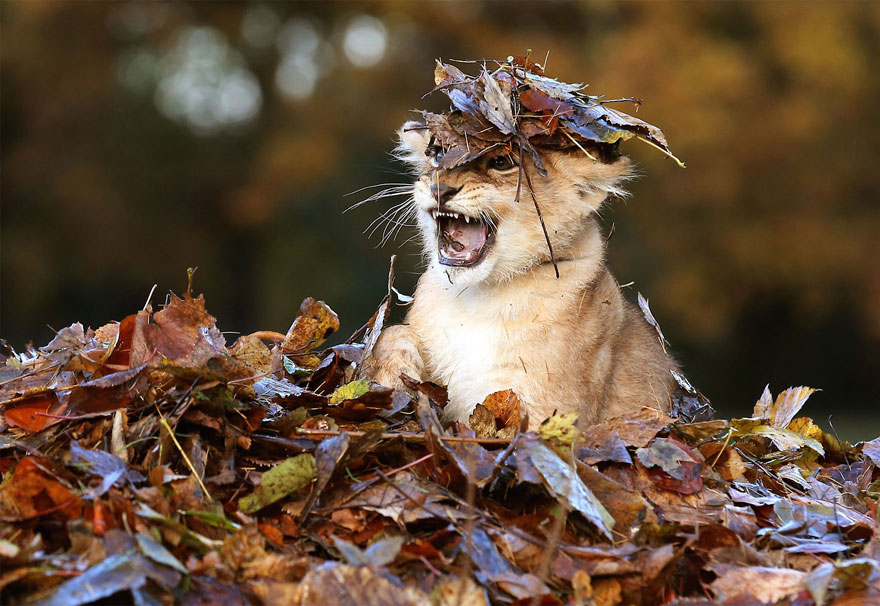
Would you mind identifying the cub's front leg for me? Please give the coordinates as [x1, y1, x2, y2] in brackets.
[360, 324, 426, 391]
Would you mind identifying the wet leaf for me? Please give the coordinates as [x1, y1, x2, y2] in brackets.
[669, 370, 715, 423]
[577, 461, 658, 531]
[434, 433, 497, 487]
[577, 431, 632, 465]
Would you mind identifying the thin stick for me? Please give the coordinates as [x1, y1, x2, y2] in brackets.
[247, 330, 286, 342]
[143, 284, 158, 310]
[710, 429, 734, 468]
[515, 144, 525, 203]
[636, 136, 686, 168]
[159, 416, 213, 501]
[562, 129, 598, 162]
[294, 427, 514, 445]
[521, 152, 560, 278]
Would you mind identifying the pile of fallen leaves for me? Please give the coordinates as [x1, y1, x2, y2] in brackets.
[420, 54, 685, 174]
[1, 271, 879, 605]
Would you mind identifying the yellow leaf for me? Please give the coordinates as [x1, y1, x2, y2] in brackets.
[329, 380, 371, 404]
[539, 412, 579, 445]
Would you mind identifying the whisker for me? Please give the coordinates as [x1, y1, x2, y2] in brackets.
[380, 202, 420, 246]
[365, 199, 408, 234]
[344, 182, 413, 197]
[367, 202, 409, 238]
[345, 184, 414, 213]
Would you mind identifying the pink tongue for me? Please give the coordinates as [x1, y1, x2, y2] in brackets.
[439, 217, 487, 263]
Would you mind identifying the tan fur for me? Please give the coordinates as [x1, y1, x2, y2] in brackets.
[363, 122, 677, 427]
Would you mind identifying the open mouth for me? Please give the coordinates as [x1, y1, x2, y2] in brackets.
[432, 208, 495, 267]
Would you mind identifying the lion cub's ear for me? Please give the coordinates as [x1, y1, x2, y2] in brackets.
[396, 121, 431, 171]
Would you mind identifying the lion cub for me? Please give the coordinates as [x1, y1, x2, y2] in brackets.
[362, 122, 677, 428]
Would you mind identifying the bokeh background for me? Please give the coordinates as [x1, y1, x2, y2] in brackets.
[2, 1, 879, 439]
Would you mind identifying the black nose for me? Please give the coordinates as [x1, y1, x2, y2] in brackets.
[430, 183, 461, 205]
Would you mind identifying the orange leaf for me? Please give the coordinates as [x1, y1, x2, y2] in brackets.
[0, 456, 83, 522]
[480, 389, 522, 428]
[4, 393, 62, 432]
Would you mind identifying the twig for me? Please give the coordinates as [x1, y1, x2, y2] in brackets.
[159, 415, 213, 501]
[521, 150, 559, 278]
[143, 284, 158, 310]
[562, 129, 598, 162]
[294, 427, 514, 445]
[247, 331, 287, 342]
[635, 136, 686, 168]
[710, 429, 734, 468]
[827, 415, 849, 467]
[337, 452, 437, 508]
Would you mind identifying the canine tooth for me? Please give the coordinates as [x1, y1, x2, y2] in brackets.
[464, 216, 470, 223]
[432, 210, 438, 219]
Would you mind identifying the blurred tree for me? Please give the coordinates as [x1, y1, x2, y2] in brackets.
[2, 1, 878, 437]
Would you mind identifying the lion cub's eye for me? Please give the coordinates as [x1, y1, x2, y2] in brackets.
[428, 145, 445, 168]
[487, 155, 516, 171]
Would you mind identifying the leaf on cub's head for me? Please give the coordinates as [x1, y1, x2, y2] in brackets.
[420, 56, 684, 169]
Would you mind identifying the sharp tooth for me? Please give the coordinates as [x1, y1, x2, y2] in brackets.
[464, 216, 470, 223]
[431, 210, 438, 219]
[453, 213, 460, 219]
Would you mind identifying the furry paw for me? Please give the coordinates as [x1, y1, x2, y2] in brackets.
[359, 324, 425, 390]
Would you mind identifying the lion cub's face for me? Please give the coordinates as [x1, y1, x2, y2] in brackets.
[398, 122, 632, 286]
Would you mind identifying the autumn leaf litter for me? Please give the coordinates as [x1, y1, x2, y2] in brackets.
[1, 268, 878, 605]
[2, 55, 880, 606]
